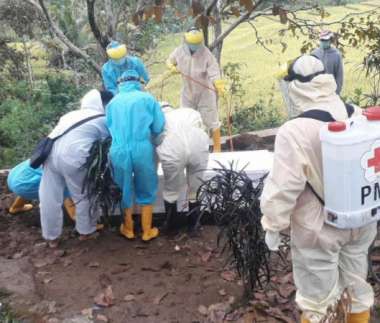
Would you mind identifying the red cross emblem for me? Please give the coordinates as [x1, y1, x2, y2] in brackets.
[368, 147, 380, 173]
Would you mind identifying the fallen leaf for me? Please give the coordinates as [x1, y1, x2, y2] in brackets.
[277, 284, 296, 299]
[34, 242, 47, 249]
[208, 302, 231, 322]
[141, 266, 160, 272]
[198, 305, 208, 316]
[43, 278, 53, 284]
[174, 245, 181, 251]
[153, 291, 168, 305]
[89, 261, 100, 268]
[96, 314, 108, 322]
[218, 289, 227, 296]
[201, 251, 212, 263]
[33, 260, 48, 268]
[94, 285, 114, 307]
[53, 249, 65, 257]
[220, 270, 236, 282]
[12, 251, 24, 259]
[124, 294, 136, 302]
[81, 308, 93, 318]
[63, 259, 72, 267]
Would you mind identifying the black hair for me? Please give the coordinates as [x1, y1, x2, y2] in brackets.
[100, 90, 114, 107]
[284, 55, 325, 83]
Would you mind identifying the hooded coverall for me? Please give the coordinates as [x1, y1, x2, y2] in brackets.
[102, 56, 150, 95]
[8, 160, 42, 200]
[39, 90, 109, 240]
[167, 44, 221, 131]
[106, 75, 165, 209]
[261, 55, 376, 323]
[157, 107, 209, 203]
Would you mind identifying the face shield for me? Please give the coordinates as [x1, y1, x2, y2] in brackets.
[112, 57, 127, 66]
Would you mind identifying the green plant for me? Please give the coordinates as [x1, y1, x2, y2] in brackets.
[0, 74, 84, 168]
[222, 99, 283, 136]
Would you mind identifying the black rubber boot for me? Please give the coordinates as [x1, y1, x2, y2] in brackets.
[164, 200, 178, 236]
[187, 201, 200, 233]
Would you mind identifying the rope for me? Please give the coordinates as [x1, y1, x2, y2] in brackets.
[146, 69, 234, 152]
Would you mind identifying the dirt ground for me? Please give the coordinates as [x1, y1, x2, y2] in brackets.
[0, 193, 379, 323]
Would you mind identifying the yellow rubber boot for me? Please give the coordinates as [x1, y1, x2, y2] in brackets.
[9, 197, 33, 214]
[120, 208, 135, 239]
[141, 205, 159, 241]
[348, 311, 370, 323]
[63, 198, 76, 221]
[212, 128, 221, 153]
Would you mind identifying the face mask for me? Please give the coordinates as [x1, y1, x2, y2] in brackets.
[187, 44, 201, 53]
[112, 57, 127, 66]
[320, 40, 331, 50]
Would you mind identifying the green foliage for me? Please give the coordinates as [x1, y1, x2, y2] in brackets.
[221, 62, 283, 135]
[224, 100, 283, 135]
[0, 75, 84, 168]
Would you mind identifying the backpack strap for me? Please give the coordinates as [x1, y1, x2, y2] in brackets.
[297, 109, 336, 122]
[52, 114, 105, 141]
[345, 103, 354, 118]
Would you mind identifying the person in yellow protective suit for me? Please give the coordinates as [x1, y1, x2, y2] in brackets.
[261, 55, 376, 323]
[166, 27, 225, 152]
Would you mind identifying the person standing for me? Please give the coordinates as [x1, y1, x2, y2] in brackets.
[166, 27, 226, 152]
[102, 41, 150, 95]
[311, 30, 344, 94]
[106, 70, 165, 242]
[261, 55, 375, 323]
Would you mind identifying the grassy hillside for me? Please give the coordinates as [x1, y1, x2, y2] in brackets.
[148, 1, 378, 120]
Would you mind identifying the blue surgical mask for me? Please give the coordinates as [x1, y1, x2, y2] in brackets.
[112, 57, 127, 66]
[320, 40, 331, 50]
[187, 44, 201, 53]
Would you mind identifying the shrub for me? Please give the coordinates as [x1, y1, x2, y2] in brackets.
[0, 74, 84, 168]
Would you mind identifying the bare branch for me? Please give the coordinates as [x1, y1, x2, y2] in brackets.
[86, 0, 109, 53]
[247, 21, 272, 53]
[36, 0, 102, 75]
[209, 0, 267, 51]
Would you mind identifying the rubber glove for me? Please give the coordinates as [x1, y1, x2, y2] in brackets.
[265, 231, 281, 251]
[214, 79, 226, 97]
[275, 63, 290, 80]
[167, 62, 179, 75]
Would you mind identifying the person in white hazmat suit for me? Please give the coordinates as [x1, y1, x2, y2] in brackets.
[156, 103, 209, 233]
[261, 55, 377, 323]
[39, 89, 113, 245]
[166, 27, 226, 153]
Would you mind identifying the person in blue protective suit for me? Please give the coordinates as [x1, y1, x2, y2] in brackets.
[7, 159, 75, 218]
[106, 69, 165, 242]
[102, 41, 150, 95]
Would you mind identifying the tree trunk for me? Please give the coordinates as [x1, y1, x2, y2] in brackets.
[104, 0, 116, 39]
[35, 0, 102, 75]
[86, 0, 109, 57]
[22, 35, 34, 92]
[212, 2, 223, 64]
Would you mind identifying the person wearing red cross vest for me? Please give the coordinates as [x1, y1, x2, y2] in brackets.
[261, 55, 377, 323]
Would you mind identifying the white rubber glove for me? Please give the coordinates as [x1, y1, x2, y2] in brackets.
[265, 231, 281, 251]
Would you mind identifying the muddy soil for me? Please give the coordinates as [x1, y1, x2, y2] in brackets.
[0, 194, 379, 323]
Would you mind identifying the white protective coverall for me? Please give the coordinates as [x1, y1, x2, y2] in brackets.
[39, 90, 109, 240]
[261, 55, 377, 322]
[167, 45, 221, 131]
[156, 107, 209, 203]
